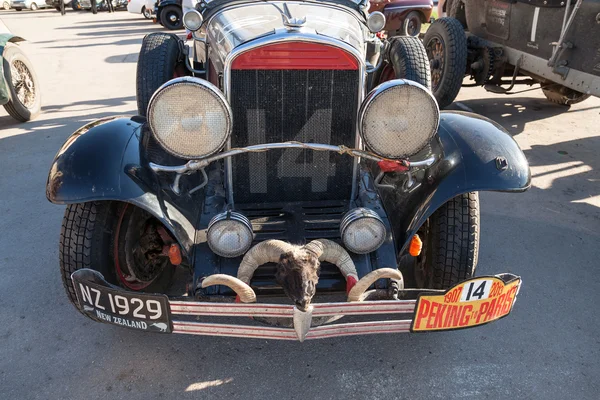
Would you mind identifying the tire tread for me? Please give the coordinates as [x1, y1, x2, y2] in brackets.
[429, 192, 479, 289]
[136, 32, 181, 116]
[423, 17, 467, 108]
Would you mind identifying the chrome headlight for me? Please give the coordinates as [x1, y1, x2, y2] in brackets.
[359, 80, 439, 159]
[367, 11, 386, 33]
[207, 212, 254, 258]
[340, 208, 387, 254]
[183, 10, 203, 32]
[148, 77, 232, 159]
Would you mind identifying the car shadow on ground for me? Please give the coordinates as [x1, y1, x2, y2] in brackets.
[448, 96, 600, 136]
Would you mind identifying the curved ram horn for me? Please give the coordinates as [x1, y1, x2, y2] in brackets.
[237, 240, 296, 284]
[201, 274, 257, 303]
[304, 239, 358, 280]
[347, 268, 404, 302]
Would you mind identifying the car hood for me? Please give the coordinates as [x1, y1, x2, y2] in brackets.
[205, 1, 367, 67]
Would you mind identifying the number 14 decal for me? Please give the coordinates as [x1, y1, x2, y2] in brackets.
[460, 279, 492, 302]
[247, 109, 336, 194]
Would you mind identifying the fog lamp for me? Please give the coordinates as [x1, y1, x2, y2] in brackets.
[207, 212, 254, 258]
[340, 208, 387, 254]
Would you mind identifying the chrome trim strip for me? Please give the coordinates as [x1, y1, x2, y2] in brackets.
[222, 31, 367, 207]
[384, 4, 433, 12]
[172, 319, 413, 340]
[169, 299, 416, 317]
[149, 142, 437, 194]
[149, 142, 436, 174]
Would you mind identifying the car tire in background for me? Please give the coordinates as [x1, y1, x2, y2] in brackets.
[402, 11, 422, 37]
[160, 5, 183, 30]
[2, 1, 9, 10]
[142, 5, 151, 18]
[542, 85, 590, 106]
[2, 44, 41, 122]
[15, 7, 23, 10]
[387, 35, 431, 90]
[423, 17, 467, 109]
[136, 32, 182, 116]
[30, 2, 38, 9]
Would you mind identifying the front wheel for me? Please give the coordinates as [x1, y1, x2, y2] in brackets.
[2, 44, 41, 122]
[423, 17, 467, 109]
[142, 5, 151, 19]
[542, 85, 591, 106]
[59, 202, 177, 312]
[30, 2, 38, 10]
[414, 192, 480, 289]
[161, 5, 183, 30]
[2, 1, 9, 10]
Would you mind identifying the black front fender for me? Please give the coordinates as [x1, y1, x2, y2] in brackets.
[46, 117, 197, 253]
[378, 111, 531, 255]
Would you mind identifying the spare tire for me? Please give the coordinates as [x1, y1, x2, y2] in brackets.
[387, 35, 431, 90]
[136, 32, 182, 116]
[542, 85, 590, 106]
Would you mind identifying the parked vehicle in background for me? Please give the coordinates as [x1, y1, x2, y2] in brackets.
[11, 0, 51, 10]
[127, 0, 154, 18]
[369, 0, 434, 36]
[46, 0, 76, 12]
[79, 0, 127, 10]
[155, 0, 182, 30]
[425, 0, 600, 108]
[1, 18, 41, 121]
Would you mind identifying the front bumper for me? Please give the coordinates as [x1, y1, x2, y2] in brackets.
[72, 269, 522, 342]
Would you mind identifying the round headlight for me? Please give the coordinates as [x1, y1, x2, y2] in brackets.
[183, 10, 203, 32]
[207, 212, 254, 258]
[367, 11, 386, 33]
[148, 77, 232, 159]
[359, 79, 439, 159]
[340, 208, 387, 254]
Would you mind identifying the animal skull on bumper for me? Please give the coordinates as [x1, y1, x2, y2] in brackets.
[202, 239, 404, 309]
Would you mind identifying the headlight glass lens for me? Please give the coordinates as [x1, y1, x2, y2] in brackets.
[207, 212, 254, 258]
[359, 80, 439, 159]
[148, 78, 231, 159]
[367, 11, 386, 33]
[183, 10, 203, 32]
[340, 208, 387, 254]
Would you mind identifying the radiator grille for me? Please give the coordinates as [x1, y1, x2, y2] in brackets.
[229, 69, 360, 203]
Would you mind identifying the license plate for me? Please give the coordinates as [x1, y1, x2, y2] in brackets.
[411, 274, 521, 332]
[71, 269, 172, 333]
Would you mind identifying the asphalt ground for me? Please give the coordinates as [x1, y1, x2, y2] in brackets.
[1, 9, 599, 400]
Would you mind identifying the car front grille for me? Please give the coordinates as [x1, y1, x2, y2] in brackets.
[229, 68, 360, 203]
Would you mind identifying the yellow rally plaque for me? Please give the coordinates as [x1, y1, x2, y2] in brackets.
[411, 275, 522, 332]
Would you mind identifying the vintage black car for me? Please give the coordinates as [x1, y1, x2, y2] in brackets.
[426, 0, 600, 108]
[47, 0, 530, 341]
